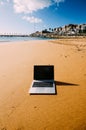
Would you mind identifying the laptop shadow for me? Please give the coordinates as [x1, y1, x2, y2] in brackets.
[55, 81, 79, 86]
[29, 81, 79, 96]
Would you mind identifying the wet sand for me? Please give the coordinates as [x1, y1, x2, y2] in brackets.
[0, 39, 86, 130]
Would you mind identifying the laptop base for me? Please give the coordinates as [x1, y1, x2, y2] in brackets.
[29, 81, 56, 95]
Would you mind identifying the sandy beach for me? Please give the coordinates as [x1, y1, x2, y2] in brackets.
[0, 38, 86, 130]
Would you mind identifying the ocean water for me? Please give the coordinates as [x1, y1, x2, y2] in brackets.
[0, 36, 51, 43]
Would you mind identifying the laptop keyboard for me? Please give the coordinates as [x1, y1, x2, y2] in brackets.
[32, 82, 53, 87]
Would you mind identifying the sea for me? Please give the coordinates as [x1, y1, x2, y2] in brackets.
[0, 36, 51, 43]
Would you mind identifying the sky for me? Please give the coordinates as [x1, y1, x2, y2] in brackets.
[0, 0, 86, 34]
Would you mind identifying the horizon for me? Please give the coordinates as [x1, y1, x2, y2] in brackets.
[0, 0, 86, 34]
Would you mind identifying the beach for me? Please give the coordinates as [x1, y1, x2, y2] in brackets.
[0, 39, 86, 130]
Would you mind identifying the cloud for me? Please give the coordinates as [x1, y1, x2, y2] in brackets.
[0, 1, 4, 5]
[54, 0, 65, 3]
[6, 0, 10, 2]
[13, 0, 65, 14]
[22, 16, 42, 23]
[13, 0, 65, 24]
[0, 0, 10, 5]
[13, 0, 52, 14]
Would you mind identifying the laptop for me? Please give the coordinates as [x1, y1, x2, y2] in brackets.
[29, 65, 56, 94]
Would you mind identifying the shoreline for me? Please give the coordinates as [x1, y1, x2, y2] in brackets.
[0, 39, 86, 130]
[0, 36, 53, 43]
[0, 35, 86, 43]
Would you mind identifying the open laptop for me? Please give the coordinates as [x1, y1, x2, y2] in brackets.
[29, 65, 56, 94]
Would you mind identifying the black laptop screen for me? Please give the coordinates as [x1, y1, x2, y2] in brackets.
[34, 65, 54, 80]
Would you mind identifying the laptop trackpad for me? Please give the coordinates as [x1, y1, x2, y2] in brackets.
[29, 81, 56, 94]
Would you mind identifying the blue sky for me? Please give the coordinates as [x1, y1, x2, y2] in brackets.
[0, 0, 86, 34]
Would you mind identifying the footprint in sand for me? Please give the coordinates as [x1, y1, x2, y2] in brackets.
[65, 55, 68, 58]
[16, 127, 24, 130]
[1, 127, 7, 130]
[34, 106, 39, 110]
[34, 106, 37, 109]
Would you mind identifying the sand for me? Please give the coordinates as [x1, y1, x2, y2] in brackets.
[0, 39, 86, 130]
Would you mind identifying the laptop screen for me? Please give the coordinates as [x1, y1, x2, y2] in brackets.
[34, 65, 54, 80]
